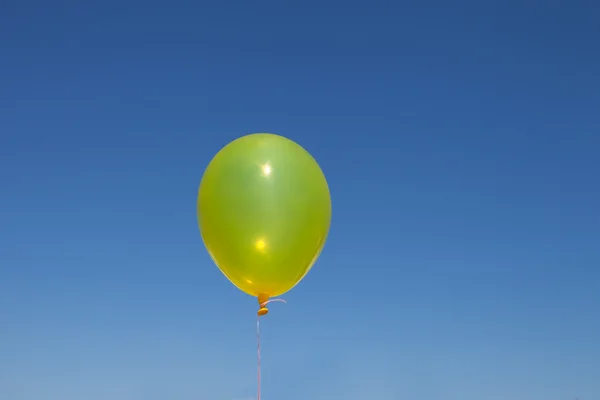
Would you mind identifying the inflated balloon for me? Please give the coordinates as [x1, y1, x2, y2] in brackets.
[197, 133, 331, 304]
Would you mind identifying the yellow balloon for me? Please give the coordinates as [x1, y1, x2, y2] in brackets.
[197, 133, 331, 299]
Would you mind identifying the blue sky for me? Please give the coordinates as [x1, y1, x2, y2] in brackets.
[1, 1, 599, 399]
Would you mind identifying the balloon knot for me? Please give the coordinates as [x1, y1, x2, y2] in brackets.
[256, 294, 286, 317]
[257, 307, 269, 316]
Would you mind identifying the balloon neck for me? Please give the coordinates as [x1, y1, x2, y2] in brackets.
[257, 294, 269, 316]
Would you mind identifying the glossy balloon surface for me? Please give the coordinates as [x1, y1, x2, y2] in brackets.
[198, 133, 331, 297]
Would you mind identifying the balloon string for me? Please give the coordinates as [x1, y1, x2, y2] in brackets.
[257, 298, 286, 400]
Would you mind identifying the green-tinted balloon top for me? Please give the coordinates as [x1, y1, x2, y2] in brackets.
[197, 133, 331, 297]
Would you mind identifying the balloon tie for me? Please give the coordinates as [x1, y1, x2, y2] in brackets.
[256, 297, 286, 400]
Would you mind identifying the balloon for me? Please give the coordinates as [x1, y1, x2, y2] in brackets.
[197, 133, 331, 299]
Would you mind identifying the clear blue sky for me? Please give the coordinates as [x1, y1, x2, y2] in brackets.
[1, 1, 599, 399]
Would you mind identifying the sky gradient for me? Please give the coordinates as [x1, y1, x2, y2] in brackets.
[2, 1, 599, 399]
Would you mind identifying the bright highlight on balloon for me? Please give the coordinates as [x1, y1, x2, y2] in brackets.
[261, 163, 272, 177]
[255, 238, 267, 252]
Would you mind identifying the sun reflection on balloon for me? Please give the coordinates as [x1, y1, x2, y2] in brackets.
[255, 238, 267, 253]
[260, 163, 272, 177]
